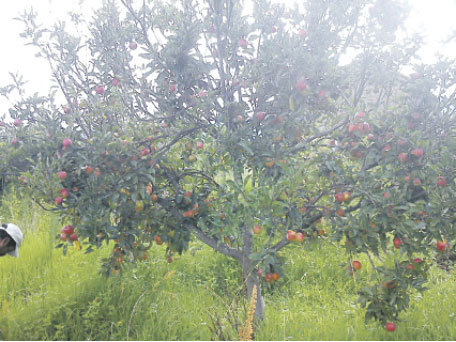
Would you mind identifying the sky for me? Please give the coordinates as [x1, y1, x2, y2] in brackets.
[0, 0, 455, 114]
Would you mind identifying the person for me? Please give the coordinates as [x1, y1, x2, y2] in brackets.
[0, 223, 23, 257]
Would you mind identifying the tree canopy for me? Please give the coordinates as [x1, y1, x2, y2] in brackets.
[1, 0, 455, 326]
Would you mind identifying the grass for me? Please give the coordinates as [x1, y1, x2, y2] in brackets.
[1, 189, 456, 340]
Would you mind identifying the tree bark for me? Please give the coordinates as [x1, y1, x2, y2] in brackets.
[242, 225, 265, 320]
[243, 263, 265, 320]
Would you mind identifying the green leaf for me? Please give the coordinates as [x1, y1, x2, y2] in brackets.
[249, 252, 262, 261]
[238, 142, 254, 156]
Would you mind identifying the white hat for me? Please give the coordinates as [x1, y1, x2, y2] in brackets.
[0, 223, 23, 257]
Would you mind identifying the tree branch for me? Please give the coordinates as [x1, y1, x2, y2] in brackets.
[290, 116, 349, 153]
[186, 224, 242, 260]
[271, 200, 362, 253]
[156, 197, 242, 260]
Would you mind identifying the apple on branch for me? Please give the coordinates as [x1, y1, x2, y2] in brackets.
[253, 225, 262, 234]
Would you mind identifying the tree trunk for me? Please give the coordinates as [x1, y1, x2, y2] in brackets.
[244, 263, 265, 320]
[242, 225, 265, 320]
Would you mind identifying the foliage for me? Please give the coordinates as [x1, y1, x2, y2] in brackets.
[1, 0, 456, 325]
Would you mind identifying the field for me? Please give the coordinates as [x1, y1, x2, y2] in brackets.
[1, 190, 456, 341]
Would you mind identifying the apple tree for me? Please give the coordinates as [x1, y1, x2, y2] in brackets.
[1, 0, 456, 327]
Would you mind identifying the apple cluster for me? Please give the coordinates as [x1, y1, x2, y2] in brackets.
[60, 225, 77, 242]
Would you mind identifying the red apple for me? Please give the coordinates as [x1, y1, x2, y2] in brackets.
[393, 237, 403, 249]
[404, 175, 410, 182]
[385, 322, 396, 332]
[60, 188, 69, 198]
[354, 149, 363, 158]
[265, 273, 274, 283]
[140, 148, 150, 156]
[62, 138, 72, 148]
[183, 210, 194, 218]
[412, 178, 421, 186]
[352, 260, 361, 271]
[436, 240, 448, 252]
[86, 166, 93, 175]
[184, 191, 192, 197]
[398, 153, 407, 163]
[253, 225, 262, 234]
[13, 119, 22, 126]
[155, 235, 163, 245]
[413, 258, 423, 263]
[112, 77, 120, 86]
[336, 209, 345, 217]
[129, 41, 137, 50]
[296, 232, 305, 242]
[61, 225, 74, 235]
[287, 230, 296, 241]
[257, 269, 263, 277]
[355, 111, 366, 120]
[0, 121, 6, 127]
[94, 168, 101, 177]
[57, 171, 67, 179]
[411, 148, 423, 158]
[405, 264, 414, 271]
[348, 123, 357, 133]
[95, 85, 105, 94]
[196, 141, 204, 149]
[55, 197, 63, 205]
[169, 83, 176, 92]
[357, 122, 370, 134]
[257, 111, 266, 121]
[69, 233, 78, 241]
[295, 78, 307, 91]
[383, 192, 389, 199]
[60, 233, 67, 241]
[436, 176, 447, 187]
[383, 145, 391, 152]
[335, 192, 345, 203]
[343, 191, 351, 202]
[411, 112, 421, 120]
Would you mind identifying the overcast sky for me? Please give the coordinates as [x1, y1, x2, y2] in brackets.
[0, 0, 455, 114]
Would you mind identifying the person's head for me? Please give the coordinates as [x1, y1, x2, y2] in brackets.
[0, 224, 23, 257]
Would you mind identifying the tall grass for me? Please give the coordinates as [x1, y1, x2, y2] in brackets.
[1, 189, 456, 340]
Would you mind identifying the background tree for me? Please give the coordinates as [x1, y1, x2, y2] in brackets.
[1, 0, 455, 328]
